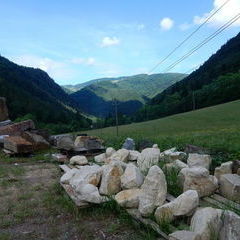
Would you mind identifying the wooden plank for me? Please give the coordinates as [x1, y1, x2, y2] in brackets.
[59, 164, 71, 173]
[211, 194, 240, 210]
[127, 209, 169, 239]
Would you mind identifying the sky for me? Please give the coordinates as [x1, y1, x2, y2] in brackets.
[0, 0, 239, 85]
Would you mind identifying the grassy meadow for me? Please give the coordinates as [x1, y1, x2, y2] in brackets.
[82, 100, 240, 166]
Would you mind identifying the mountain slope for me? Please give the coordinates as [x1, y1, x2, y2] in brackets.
[0, 56, 90, 132]
[136, 32, 240, 121]
[70, 73, 187, 117]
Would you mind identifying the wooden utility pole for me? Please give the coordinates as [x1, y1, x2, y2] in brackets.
[112, 98, 119, 136]
[192, 91, 196, 110]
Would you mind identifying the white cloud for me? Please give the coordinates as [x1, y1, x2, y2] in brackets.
[179, 23, 192, 31]
[101, 36, 120, 47]
[194, 0, 240, 27]
[160, 17, 174, 30]
[10, 55, 73, 81]
[71, 57, 96, 66]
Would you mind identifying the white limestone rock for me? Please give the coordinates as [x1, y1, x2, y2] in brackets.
[187, 154, 212, 170]
[70, 165, 102, 189]
[137, 148, 160, 173]
[214, 161, 232, 180]
[138, 165, 167, 217]
[180, 167, 218, 197]
[75, 183, 107, 204]
[121, 163, 144, 189]
[115, 189, 141, 208]
[219, 174, 240, 203]
[60, 168, 79, 184]
[128, 150, 140, 161]
[109, 149, 129, 162]
[94, 153, 107, 163]
[70, 155, 88, 166]
[169, 231, 200, 240]
[99, 162, 124, 195]
[106, 147, 116, 158]
[190, 207, 223, 240]
[155, 190, 199, 223]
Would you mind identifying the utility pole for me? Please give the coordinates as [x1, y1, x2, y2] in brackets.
[112, 98, 119, 136]
[192, 91, 196, 110]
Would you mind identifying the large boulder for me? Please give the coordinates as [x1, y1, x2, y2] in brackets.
[115, 189, 141, 208]
[190, 207, 223, 240]
[121, 163, 144, 189]
[75, 183, 106, 204]
[99, 163, 124, 195]
[70, 165, 102, 188]
[4, 136, 33, 153]
[109, 149, 129, 163]
[232, 160, 240, 174]
[219, 174, 240, 203]
[137, 148, 160, 173]
[60, 168, 79, 184]
[138, 165, 167, 217]
[70, 156, 88, 166]
[155, 190, 199, 223]
[21, 131, 50, 150]
[162, 150, 187, 163]
[214, 161, 232, 180]
[187, 154, 212, 170]
[74, 136, 104, 151]
[122, 138, 135, 150]
[0, 97, 8, 121]
[0, 120, 35, 136]
[94, 153, 107, 163]
[105, 147, 116, 158]
[169, 231, 200, 240]
[180, 167, 218, 197]
[57, 135, 74, 151]
[128, 150, 140, 161]
[219, 210, 240, 240]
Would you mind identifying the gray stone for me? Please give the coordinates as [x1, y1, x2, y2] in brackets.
[219, 174, 240, 203]
[169, 231, 200, 240]
[138, 165, 167, 217]
[106, 147, 116, 157]
[180, 167, 218, 197]
[109, 149, 129, 162]
[121, 163, 144, 189]
[128, 150, 140, 161]
[122, 138, 135, 150]
[99, 163, 124, 195]
[60, 168, 79, 184]
[155, 190, 199, 223]
[57, 135, 74, 151]
[94, 153, 107, 163]
[52, 153, 68, 163]
[214, 161, 232, 180]
[219, 210, 240, 240]
[137, 148, 160, 173]
[190, 207, 223, 240]
[232, 160, 240, 174]
[70, 156, 88, 166]
[4, 136, 33, 153]
[187, 153, 212, 170]
[115, 189, 141, 208]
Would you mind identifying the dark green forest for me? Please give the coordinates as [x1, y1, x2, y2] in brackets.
[0, 56, 91, 133]
[133, 32, 240, 122]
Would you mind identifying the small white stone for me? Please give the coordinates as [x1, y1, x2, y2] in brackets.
[70, 155, 88, 166]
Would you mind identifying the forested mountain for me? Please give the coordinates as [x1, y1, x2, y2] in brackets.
[70, 73, 187, 117]
[0, 56, 91, 133]
[134, 32, 240, 122]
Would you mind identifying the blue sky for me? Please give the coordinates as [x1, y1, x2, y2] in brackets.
[0, 0, 239, 85]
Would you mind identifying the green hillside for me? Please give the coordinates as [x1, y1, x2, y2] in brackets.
[0, 56, 91, 133]
[82, 100, 240, 164]
[140, 32, 240, 121]
[70, 73, 187, 117]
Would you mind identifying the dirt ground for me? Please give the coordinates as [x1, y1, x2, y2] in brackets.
[0, 161, 156, 240]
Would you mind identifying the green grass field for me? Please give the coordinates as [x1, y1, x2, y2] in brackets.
[82, 100, 240, 166]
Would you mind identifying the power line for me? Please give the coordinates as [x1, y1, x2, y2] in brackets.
[148, 0, 231, 74]
[163, 13, 240, 72]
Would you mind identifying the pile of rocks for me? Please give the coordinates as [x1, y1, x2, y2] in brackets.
[59, 140, 240, 239]
[0, 97, 50, 154]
